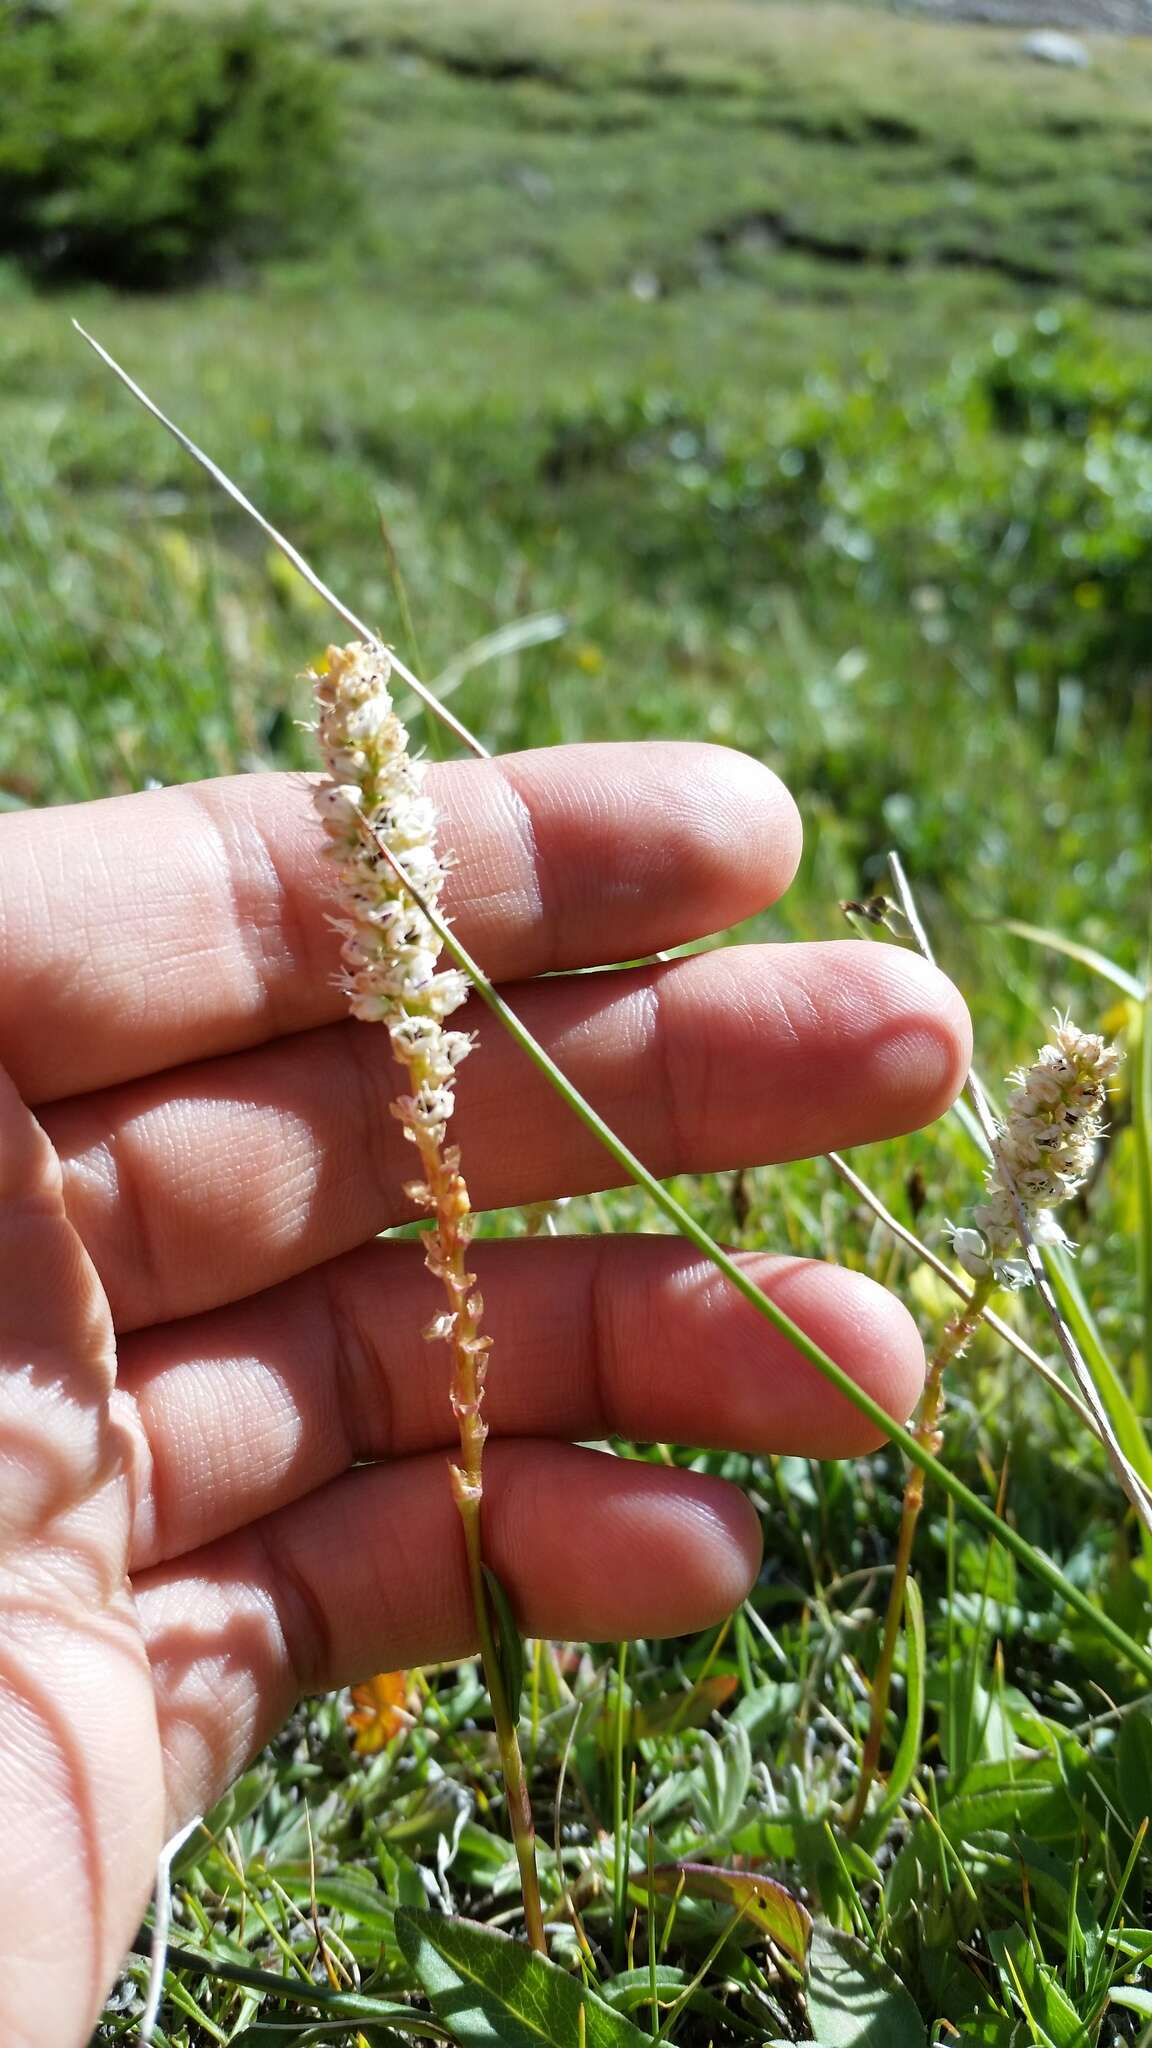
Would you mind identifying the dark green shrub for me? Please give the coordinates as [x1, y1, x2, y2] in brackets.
[0, 1, 351, 287]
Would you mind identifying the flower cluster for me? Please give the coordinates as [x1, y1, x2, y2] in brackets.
[949, 1015, 1122, 1289]
[309, 636, 491, 1486]
[308, 640, 472, 1145]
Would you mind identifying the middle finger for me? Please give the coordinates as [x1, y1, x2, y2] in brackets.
[116, 1234, 928, 1572]
[47, 941, 969, 1331]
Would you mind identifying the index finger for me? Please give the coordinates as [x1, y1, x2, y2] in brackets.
[0, 742, 800, 1104]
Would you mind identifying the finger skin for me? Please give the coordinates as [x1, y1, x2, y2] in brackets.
[49, 941, 971, 1331]
[0, 744, 801, 1103]
[118, 1240, 926, 1571]
[134, 1442, 764, 1830]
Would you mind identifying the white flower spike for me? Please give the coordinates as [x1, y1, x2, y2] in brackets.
[948, 1015, 1122, 1288]
[308, 640, 473, 1139]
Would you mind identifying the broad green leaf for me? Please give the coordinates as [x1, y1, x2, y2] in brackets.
[395, 1909, 650, 2047]
[937, 1765, 1079, 1845]
[960, 2022, 1027, 2047]
[594, 1964, 688, 2014]
[1116, 1706, 1152, 1834]
[643, 1862, 810, 1966]
[806, 1925, 927, 2048]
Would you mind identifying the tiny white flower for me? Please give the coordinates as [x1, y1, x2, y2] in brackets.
[947, 1224, 991, 1279]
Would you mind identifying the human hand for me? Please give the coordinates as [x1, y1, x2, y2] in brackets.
[0, 742, 969, 2045]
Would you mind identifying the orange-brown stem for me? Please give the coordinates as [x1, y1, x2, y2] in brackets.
[408, 1112, 547, 1953]
[846, 1278, 993, 1835]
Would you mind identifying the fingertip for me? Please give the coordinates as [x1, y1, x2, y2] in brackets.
[693, 744, 803, 911]
[758, 1257, 927, 1455]
[492, 1446, 762, 1641]
[866, 948, 973, 1125]
[804, 942, 970, 1138]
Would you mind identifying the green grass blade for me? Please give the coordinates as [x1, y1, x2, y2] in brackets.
[159, 1944, 453, 2034]
[1046, 1247, 1152, 1555]
[999, 920, 1146, 1002]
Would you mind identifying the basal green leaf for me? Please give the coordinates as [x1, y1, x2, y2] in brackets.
[644, 1862, 810, 1966]
[395, 1909, 650, 2047]
[806, 1925, 926, 2047]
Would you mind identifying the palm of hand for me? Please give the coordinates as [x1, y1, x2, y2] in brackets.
[0, 1075, 163, 2040]
[0, 744, 969, 2046]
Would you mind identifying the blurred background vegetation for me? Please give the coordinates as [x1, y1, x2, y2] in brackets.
[4, 3, 1152, 2037]
[2, 0, 1149, 1028]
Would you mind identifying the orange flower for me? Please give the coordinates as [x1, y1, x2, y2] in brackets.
[346, 1671, 412, 1754]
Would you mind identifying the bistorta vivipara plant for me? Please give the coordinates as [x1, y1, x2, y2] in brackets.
[849, 1013, 1124, 1830]
[308, 638, 547, 1951]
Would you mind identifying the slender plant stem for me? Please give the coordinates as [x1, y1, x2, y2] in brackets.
[409, 1114, 547, 1954]
[461, 1502, 547, 1953]
[846, 1276, 992, 1833]
[612, 1641, 629, 1967]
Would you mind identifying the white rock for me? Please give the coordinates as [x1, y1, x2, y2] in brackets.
[1023, 30, 1090, 68]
